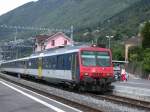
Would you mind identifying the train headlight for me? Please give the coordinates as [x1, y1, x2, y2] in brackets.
[107, 73, 110, 76]
[84, 72, 89, 76]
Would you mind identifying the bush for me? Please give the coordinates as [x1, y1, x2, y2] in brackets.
[112, 45, 124, 60]
[141, 21, 150, 49]
[143, 48, 150, 73]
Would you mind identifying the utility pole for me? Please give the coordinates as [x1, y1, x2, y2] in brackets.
[106, 35, 114, 48]
[70, 25, 74, 45]
[14, 27, 18, 42]
[70, 25, 73, 40]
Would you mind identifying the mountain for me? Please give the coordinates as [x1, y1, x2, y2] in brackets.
[100, 0, 150, 39]
[0, 0, 140, 41]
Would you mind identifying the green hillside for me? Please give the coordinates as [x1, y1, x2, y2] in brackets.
[101, 0, 150, 39]
[0, 0, 139, 40]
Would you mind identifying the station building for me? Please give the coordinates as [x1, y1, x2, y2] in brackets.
[34, 32, 73, 52]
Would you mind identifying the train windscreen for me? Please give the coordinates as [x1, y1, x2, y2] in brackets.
[81, 51, 111, 67]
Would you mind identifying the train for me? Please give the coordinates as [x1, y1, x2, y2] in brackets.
[0, 44, 114, 92]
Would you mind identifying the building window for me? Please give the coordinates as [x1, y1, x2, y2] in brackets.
[64, 40, 67, 45]
[51, 40, 55, 46]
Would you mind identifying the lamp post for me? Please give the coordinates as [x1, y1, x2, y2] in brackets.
[106, 35, 114, 48]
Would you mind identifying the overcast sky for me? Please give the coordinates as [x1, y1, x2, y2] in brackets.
[0, 0, 38, 16]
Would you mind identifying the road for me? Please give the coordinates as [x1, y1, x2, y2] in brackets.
[0, 79, 82, 112]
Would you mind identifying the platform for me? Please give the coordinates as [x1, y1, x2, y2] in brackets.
[112, 79, 150, 102]
[0, 79, 81, 112]
[0, 73, 148, 112]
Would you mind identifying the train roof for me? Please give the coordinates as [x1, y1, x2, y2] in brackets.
[1, 44, 110, 64]
[1, 44, 89, 63]
[30, 44, 110, 58]
[30, 44, 89, 57]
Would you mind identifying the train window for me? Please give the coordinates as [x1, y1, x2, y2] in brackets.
[22, 61, 25, 65]
[18, 61, 24, 68]
[69, 55, 71, 62]
[28, 61, 31, 66]
[63, 54, 68, 66]
[58, 55, 64, 66]
[52, 56, 56, 69]
[43, 56, 53, 69]
[43, 57, 48, 69]
[57, 55, 63, 69]
[48, 57, 52, 68]
[28, 58, 38, 68]
[63, 54, 71, 68]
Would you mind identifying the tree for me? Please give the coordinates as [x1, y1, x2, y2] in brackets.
[128, 47, 143, 62]
[143, 48, 150, 74]
[112, 45, 124, 60]
[140, 21, 150, 77]
[141, 21, 150, 49]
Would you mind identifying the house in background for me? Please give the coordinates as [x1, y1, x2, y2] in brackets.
[34, 35, 49, 52]
[34, 32, 73, 52]
[124, 36, 142, 61]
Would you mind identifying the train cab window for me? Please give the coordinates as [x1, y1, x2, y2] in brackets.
[96, 52, 110, 67]
[81, 51, 111, 67]
[81, 51, 96, 66]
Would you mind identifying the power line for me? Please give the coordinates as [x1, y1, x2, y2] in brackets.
[0, 24, 73, 42]
[0, 24, 71, 33]
[0, 24, 74, 60]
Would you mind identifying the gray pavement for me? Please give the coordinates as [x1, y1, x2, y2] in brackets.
[112, 79, 150, 102]
[113, 79, 150, 89]
[0, 73, 148, 112]
[0, 79, 82, 112]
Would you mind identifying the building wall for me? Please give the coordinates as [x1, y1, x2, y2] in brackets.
[45, 35, 71, 49]
[35, 45, 42, 52]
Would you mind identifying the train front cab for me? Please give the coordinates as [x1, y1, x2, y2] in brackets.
[78, 47, 114, 91]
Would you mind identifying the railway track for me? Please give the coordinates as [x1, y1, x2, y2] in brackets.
[84, 93, 150, 112]
[1, 73, 150, 112]
[0, 73, 102, 112]
[100, 94, 150, 109]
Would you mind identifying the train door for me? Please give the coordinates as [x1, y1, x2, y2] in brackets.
[38, 57, 42, 78]
[71, 53, 79, 82]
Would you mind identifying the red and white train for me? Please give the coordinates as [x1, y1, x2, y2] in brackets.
[0, 45, 114, 91]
